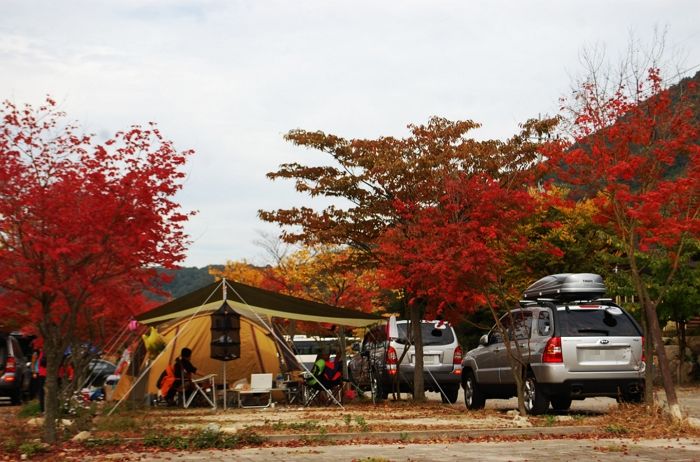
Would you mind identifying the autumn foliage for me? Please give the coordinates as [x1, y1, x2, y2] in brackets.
[378, 173, 536, 322]
[546, 68, 700, 418]
[0, 98, 192, 441]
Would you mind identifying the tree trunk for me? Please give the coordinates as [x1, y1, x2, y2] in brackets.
[410, 303, 425, 401]
[42, 331, 63, 444]
[643, 312, 654, 405]
[677, 320, 686, 385]
[489, 307, 526, 415]
[643, 299, 682, 421]
[339, 327, 348, 386]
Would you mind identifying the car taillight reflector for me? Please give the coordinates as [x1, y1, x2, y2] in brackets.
[543, 337, 563, 363]
[6, 357, 16, 373]
[641, 336, 646, 363]
[453, 346, 463, 364]
[386, 346, 397, 375]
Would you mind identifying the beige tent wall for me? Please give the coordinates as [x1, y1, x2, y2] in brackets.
[112, 314, 280, 400]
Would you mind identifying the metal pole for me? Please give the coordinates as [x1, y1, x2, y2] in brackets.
[223, 362, 227, 410]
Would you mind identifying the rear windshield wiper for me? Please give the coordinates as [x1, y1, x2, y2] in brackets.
[576, 328, 610, 335]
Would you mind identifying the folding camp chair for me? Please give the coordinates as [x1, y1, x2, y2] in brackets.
[302, 365, 343, 407]
[182, 374, 217, 409]
[237, 373, 273, 408]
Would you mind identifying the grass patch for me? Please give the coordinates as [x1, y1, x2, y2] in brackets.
[271, 420, 322, 432]
[93, 415, 146, 433]
[18, 400, 42, 418]
[604, 423, 629, 435]
[19, 441, 49, 457]
[143, 427, 265, 450]
[354, 415, 369, 432]
[82, 436, 124, 449]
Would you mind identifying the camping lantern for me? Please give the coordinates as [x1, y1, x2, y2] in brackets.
[210, 301, 241, 360]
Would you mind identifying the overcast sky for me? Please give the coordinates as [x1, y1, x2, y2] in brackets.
[2, 1, 698, 268]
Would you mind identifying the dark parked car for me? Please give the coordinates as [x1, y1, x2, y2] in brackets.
[0, 332, 32, 404]
[462, 273, 645, 415]
[348, 320, 463, 403]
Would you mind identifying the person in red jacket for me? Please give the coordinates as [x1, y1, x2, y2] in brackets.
[160, 348, 199, 406]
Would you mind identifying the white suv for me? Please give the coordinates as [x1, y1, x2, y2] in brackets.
[461, 274, 645, 414]
[348, 320, 463, 403]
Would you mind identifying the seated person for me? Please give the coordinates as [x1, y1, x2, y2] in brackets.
[306, 352, 329, 390]
[321, 353, 343, 388]
[160, 347, 199, 405]
[306, 351, 343, 390]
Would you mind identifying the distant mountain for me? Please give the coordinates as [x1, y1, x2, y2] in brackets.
[155, 265, 224, 299]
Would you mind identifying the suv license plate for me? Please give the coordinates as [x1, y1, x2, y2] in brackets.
[413, 354, 439, 364]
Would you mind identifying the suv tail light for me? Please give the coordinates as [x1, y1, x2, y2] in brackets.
[386, 346, 397, 375]
[453, 346, 462, 364]
[452, 345, 463, 374]
[3, 357, 16, 382]
[641, 336, 646, 363]
[543, 337, 563, 363]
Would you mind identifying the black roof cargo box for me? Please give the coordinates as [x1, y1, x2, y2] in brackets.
[523, 273, 606, 301]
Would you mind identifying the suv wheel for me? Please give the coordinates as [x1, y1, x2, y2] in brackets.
[440, 384, 459, 404]
[524, 375, 549, 415]
[463, 371, 485, 410]
[550, 395, 572, 411]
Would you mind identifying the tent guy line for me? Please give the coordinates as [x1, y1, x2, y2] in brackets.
[107, 282, 223, 416]
[110, 279, 383, 414]
[225, 281, 345, 409]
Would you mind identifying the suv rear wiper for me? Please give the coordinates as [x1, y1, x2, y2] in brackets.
[577, 328, 610, 335]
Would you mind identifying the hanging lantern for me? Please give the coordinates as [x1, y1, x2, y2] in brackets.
[210, 301, 241, 361]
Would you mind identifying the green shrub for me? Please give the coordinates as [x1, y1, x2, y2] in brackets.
[19, 441, 48, 457]
[18, 401, 42, 418]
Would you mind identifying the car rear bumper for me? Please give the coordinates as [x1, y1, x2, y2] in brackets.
[385, 368, 462, 389]
[532, 363, 644, 397]
[540, 378, 644, 398]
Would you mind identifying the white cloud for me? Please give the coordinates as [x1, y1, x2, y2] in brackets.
[1, 0, 698, 266]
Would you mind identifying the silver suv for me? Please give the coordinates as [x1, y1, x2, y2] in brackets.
[462, 273, 645, 414]
[348, 320, 463, 403]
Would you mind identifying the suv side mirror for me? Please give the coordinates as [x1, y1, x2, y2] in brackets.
[351, 342, 360, 352]
[479, 334, 489, 346]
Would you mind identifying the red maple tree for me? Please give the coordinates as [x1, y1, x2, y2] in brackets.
[546, 69, 700, 420]
[378, 173, 536, 322]
[0, 98, 193, 441]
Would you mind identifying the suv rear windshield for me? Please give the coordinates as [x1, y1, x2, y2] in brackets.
[0, 335, 6, 368]
[397, 323, 455, 346]
[556, 307, 641, 337]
